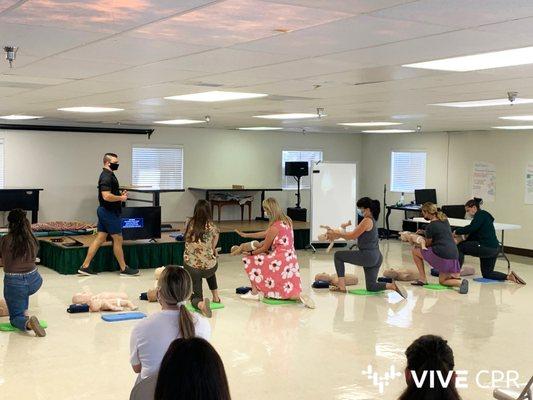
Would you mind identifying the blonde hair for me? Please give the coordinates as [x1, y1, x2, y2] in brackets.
[421, 202, 447, 222]
[158, 266, 196, 339]
[262, 197, 292, 227]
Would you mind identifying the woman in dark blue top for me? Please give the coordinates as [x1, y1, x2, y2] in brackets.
[455, 198, 525, 284]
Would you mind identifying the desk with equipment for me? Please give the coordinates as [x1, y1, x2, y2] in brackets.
[188, 187, 282, 221]
[0, 188, 43, 223]
[385, 189, 437, 238]
[412, 217, 521, 272]
[120, 186, 185, 207]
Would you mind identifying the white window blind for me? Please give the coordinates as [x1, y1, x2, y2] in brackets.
[132, 146, 183, 189]
[0, 139, 4, 189]
[390, 151, 427, 193]
[282, 150, 323, 189]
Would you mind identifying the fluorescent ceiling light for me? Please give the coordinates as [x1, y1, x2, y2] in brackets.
[404, 46, 533, 72]
[254, 113, 321, 120]
[499, 115, 533, 121]
[238, 127, 283, 131]
[58, 107, 123, 113]
[492, 125, 533, 130]
[338, 122, 402, 127]
[431, 98, 533, 108]
[164, 91, 267, 102]
[154, 119, 205, 125]
[0, 114, 42, 120]
[362, 129, 415, 133]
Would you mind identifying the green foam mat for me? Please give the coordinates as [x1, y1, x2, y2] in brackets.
[261, 298, 299, 305]
[348, 289, 384, 296]
[423, 283, 453, 291]
[0, 320, 48, 332]
[186, 302, 225, 313]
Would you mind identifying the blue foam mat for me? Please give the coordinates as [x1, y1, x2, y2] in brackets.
[473, 277, 502, 284]
[101, 312, 146, 322]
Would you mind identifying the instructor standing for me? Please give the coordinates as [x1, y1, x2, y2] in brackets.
[78, 153, 139, 276]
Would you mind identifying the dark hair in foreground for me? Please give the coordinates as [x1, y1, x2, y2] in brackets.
[398, 335, 462, 400]
[7, 209, 38, 259]
[185, 199, 213, 243]
[356, 197, 381, 220]
[465, 197, 483, 209]
[155, 337, 231, 400]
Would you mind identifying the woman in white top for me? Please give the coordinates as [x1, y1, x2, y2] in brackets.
[130, 266, 211, 381]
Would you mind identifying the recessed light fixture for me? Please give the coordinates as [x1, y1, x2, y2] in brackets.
[492, 125, 533, 130]
[431, 98, 533, 108]
[403, 46, 533, 72]
[0, 114, 42, 120]
[58, 107, 124, 113]
[338, 122, 402, 127]
[164, 91, 267, 102]
[499, 115, 533, 121]
[362, 129, 415, 133]
[254, 113, 322, 120]
[154, 119, 206, 125]
[238, 127, 283, 131]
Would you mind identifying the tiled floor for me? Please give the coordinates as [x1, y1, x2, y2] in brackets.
[0, 240, 531, 400]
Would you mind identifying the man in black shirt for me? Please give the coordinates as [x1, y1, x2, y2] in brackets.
[78, 153, 139, 276]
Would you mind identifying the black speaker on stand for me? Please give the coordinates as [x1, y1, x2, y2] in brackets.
[285, 161, 308, 221]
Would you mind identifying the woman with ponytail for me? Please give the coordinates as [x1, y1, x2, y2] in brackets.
[411, 203, 468, 294]
[0, 209, 45, 337]
[398, 335, 462, 400]
[454, 198, 525, 284]
[130, 266, 211, 382]
[327, 197, 407, 299]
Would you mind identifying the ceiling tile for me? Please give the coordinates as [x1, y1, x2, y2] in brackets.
[234, 14, 453, 57]
[261, 0, 416, 14]
[133, 0, 352, 46]
[13, 57, 131, 79]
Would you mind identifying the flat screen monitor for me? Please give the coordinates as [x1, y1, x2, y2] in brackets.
[285, 161, 309, 177]
[121, 206, 161, 240]
[415, 189, 437, 205]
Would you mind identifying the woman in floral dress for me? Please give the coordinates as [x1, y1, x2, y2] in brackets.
[236, 198, 314, 309]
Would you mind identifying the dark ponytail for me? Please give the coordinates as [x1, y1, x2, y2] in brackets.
[398, 335, 462, 400]
[356, 197, 381, 220]
[465, 197, 483, 209]
[7, 209, 38, 259]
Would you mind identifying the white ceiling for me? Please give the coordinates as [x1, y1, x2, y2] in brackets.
[1, 0, 533, 133]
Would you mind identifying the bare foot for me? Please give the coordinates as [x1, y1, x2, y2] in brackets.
[199, 299, 212, 318]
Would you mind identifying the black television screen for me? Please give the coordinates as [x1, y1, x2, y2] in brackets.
[285, 161, 309, 177]
[415, 189, 437, 205]
[121, 206, 161, 240]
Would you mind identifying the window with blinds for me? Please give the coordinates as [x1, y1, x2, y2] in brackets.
[0, 139, 4, 189]
[390, 151, 427, 193]
[282, 150, 323, 189]
[132, 146, 183, 189]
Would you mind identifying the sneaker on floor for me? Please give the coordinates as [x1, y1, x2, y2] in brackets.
[120, 266, 140, 276]
[299, 294, 315, 309]
[27, 316, 46, 337]
[77, 266, 97, 276]
[240, 291, 260, 301]
[459, 279, 469, 294]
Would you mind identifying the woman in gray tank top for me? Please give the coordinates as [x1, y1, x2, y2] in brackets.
[326, 197, 407, 299]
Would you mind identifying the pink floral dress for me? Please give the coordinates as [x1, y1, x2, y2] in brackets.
[242, 221, 302, 299]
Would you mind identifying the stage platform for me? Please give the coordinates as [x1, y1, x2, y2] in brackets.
[38, 220, 310, 275]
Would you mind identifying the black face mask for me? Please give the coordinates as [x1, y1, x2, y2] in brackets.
[109, 162, 119, 171]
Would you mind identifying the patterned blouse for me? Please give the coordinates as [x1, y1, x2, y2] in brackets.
[183, 221, 219, 270]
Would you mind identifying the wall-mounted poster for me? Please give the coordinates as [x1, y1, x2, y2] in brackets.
[472, 161, 496, 202]
[525, 162, 533, 205]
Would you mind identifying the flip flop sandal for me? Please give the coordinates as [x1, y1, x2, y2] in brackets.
[329, 285, 347, 293]
[394, 282, 408, 299]
[411, 280, 427, 286]
[511, 271, 526, 285]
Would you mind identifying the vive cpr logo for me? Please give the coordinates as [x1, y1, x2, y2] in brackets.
[362, 365, 403, 394]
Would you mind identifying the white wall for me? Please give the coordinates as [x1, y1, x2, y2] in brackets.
[0, 128, 362, 224]
[360, 131, 533, 250]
